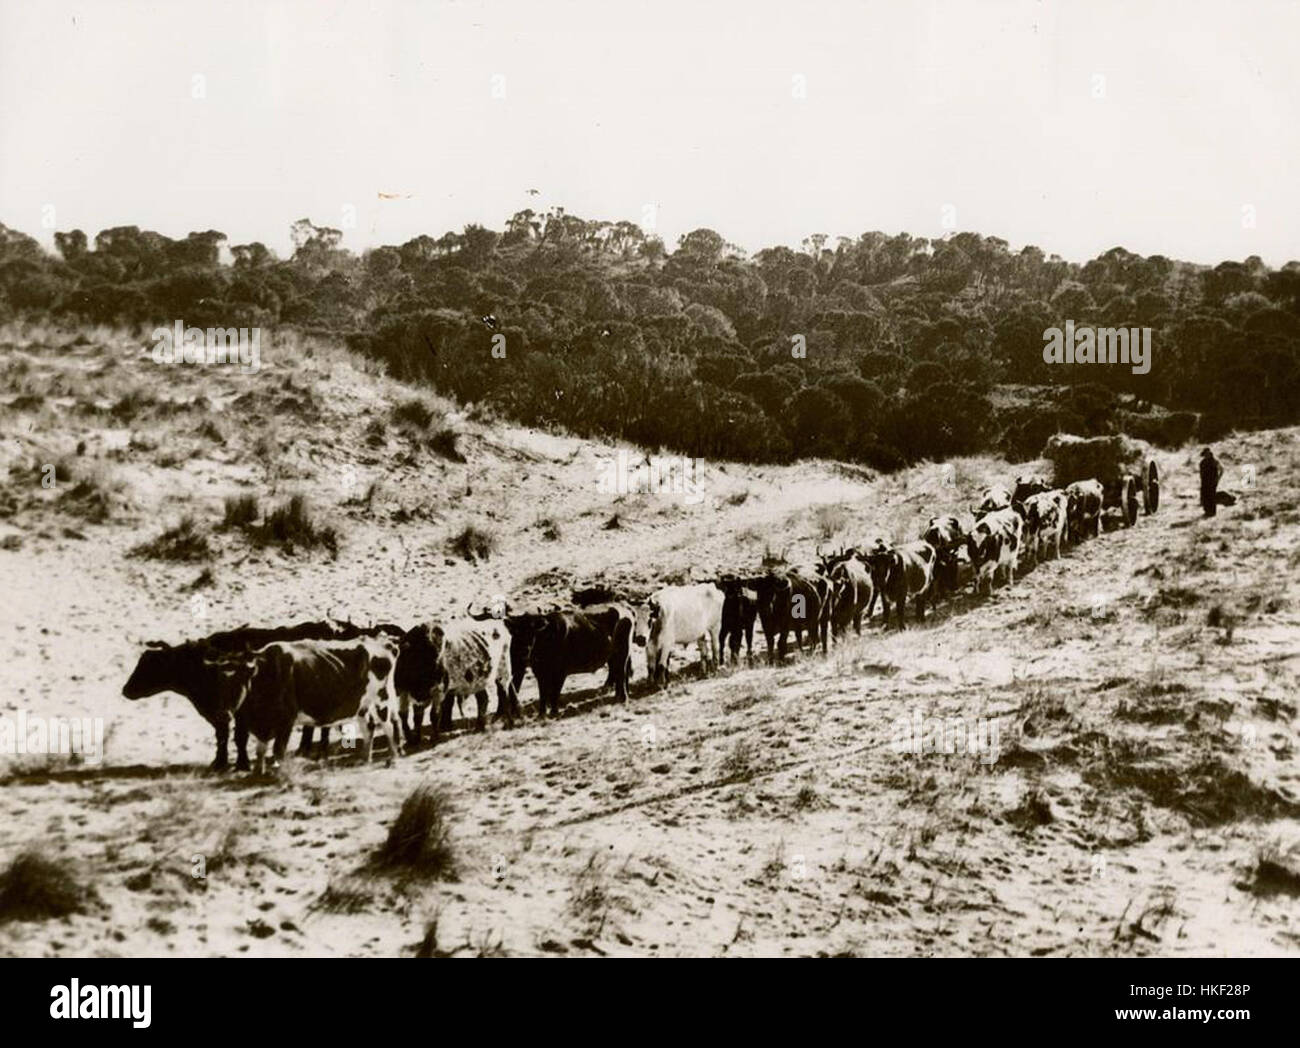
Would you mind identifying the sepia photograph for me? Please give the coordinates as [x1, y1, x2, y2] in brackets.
[0, 0, 1297, 1000]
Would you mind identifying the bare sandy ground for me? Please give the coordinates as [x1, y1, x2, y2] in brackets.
[1, 323, 1297, 957]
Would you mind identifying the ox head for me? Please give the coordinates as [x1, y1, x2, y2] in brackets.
[815, 544, 855, 578]
[1012, 474, 1049, 504]
[631, 601, 656, 647]
[466, 595, 511, 621]
[827, 566, 861, 632]
[922, 516, 964, 554]
[973, 485, 1011, 516]
[641, 599, 667, 681]
[861, 540, 895, 594]
[393, 624, 448, 711]
[644, 613, 669, 688]
[497, 610, 554, 686]
[123, 640, 203, 700]
[965, 526, 999, 573]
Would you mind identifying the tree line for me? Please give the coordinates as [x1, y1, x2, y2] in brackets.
[2, 209, 1297, 468]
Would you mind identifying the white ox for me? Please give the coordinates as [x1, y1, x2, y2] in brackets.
[642, 583, 724, 688]
[967, 508, 1023, 595]
[1023, 490, 1069, 561]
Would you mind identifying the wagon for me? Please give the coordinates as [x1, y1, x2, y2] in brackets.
[1043, 433, 1160, 527]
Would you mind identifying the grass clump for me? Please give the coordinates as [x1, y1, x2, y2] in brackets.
[0, 849, 89, 923]
[223, 494, 338, 555]
[448, 524, 496, 563]
[374, 785, 458, 879]
[129, 515, 212, 562]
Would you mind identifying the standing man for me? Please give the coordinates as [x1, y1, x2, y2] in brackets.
[1200, 447, 1222, 517]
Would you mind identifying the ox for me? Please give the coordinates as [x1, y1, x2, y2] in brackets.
[474, 603, 635, 717]
[122, 619, 403, 770]
[1023, 490, 1069, 561]
[1065, 479, 1104, 542]
[922, 515, 968, 601]
[818, 549, 875, 637]
[863, 541, 935, 629]
[717, 579, 760, 666]
[967, 508, 1023, 595]
[122, 642, 254, 771]
[642, 583, 724, 687]
[745, 570, 830, 664]
[236, 637, 404, 774]
[393, 620, 518, 748]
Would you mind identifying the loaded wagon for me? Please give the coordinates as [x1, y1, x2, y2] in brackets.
[1044, 433, 1160, 528]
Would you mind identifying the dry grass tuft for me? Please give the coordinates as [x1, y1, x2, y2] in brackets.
[0, 849, 90, 923]
[129, 515, 212, 561]
[374, 784, 458, 879]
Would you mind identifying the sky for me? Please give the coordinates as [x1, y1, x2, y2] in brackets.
[1, 0, 1297, 266]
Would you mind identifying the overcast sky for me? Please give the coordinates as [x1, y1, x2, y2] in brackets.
[2, 0, 1297, 265]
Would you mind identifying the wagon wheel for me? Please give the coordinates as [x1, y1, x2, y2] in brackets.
[1143, 459, 1160, 515]
[1125, 477, 1140, 527]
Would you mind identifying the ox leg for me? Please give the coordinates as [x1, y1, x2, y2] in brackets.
[607, 659, 628, 702]
[495, 682, 518, 727]
[428, 700, 444, 747]
[474, 690, 489, 731]
[211, 712, 231, 772]
[406, 702, 426, 749]
[272, 722, 293, 774]
[297, 726, 313, 757]
[234, 718, 251, 772]
[382, 709, 403, 761]
[535, 675, 554, 718]
[362, 714, 376, 764]
[255, 737, 269, 777]
[317, 726, 331, 758]
[439, 695, 455, 733]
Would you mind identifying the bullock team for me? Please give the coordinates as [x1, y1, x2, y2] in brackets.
[122, 468, 1143, 774]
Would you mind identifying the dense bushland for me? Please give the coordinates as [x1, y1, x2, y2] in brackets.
[2, 214, 1296, 468]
